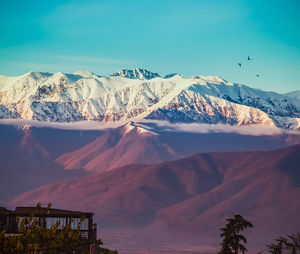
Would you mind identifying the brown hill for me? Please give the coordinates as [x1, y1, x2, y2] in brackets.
[0, 124, 98, 203]
[55, 121, 300, 174]
[8, 145, 300, 251]
[56, 122, 179, 172]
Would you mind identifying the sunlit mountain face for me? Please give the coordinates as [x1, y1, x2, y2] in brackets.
[1, 68, 300, 253]
[1, 68, 300, 129]
[8, 145, 300, 253]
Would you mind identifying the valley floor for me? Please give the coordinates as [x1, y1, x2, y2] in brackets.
[102, 231, 217, 254]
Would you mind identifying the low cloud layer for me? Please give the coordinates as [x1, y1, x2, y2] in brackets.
[1, 118, 300, 136]
[0, 119, 126, 130]
[136, 119, 300, 136]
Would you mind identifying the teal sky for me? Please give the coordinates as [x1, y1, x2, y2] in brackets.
[0, 0, 299, 93]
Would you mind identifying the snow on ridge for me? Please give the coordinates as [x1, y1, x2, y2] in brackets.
[164, 73, 181, 79]
[193, 75, 227, 83]
[285, 90, 300, 100]
[1, 68, 300, 129]
[122, 121, 158, 135]
[111, 68, 161, 80]
[123, 121, 136, 134]
[73, 70, 96, 78]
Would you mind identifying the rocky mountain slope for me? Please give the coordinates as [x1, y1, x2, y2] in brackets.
[1, 68, 300, 129]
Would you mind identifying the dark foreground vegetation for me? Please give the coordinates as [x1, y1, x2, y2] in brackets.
[218, 214, 300, 254]
[0, 203, 117, 254]
[1, 205, 299, 253]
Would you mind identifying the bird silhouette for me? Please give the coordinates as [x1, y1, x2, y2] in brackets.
[248, 56, 253, 60]
[238, 63, 242, 67]
[256, 74, 260, 78]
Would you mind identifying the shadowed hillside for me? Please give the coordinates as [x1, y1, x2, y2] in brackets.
[8, 145, 300, 252]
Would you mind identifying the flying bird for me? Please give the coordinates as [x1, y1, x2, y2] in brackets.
[248, 56, 253, 60]
[256, 74, 260, 78]
[238, 63, 242, 67]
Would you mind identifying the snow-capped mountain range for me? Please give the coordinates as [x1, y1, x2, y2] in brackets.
[285, 90, 300, 100]
[1, 68, 300, 129]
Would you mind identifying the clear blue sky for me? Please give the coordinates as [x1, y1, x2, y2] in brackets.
[0, 0, 299, 93]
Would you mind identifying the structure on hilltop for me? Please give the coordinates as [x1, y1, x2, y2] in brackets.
[0, 206, 97, 244]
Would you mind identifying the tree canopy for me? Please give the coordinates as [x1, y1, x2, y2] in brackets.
[219, 214, 253, 254]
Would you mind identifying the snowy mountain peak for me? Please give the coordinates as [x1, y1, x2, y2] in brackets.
[193, 74, 226, 83]
[164, 73, 181, 79]
[73, 70, 96, 78]
[123, 121, 157, 135]
[285, 90, 300, 100]
[111, 68, 160, 80]
[23, 71, 51, 80]
[1, 68, 300, 129]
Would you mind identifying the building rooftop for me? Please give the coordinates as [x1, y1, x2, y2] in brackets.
[0, 206, 94, 218]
